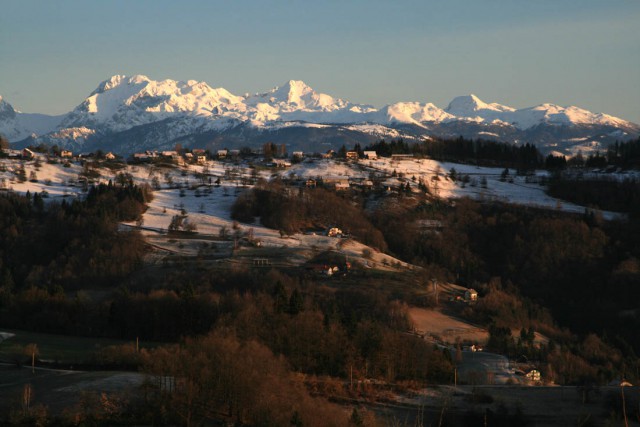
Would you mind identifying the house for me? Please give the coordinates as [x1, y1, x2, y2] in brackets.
[132, 153, 152, 162]
[22, 148, 35, 160]
[346, 151, 359, 160]
[217, 149, 228, 159]
[196, 155, 207, 164]
[464, 288, 478, 302]
[60, 150, 73, 158]
[363, 151, 378, 160]
[305, 179, 317, 188]
[322, 177, 349, 187]
[526, 370, 541, 382]
[273, 159, 291, 168]
[161, 151, 178, 158]
[327, 227, 343, 237]
[104, 152, 116, 160]
[335, 182, 350, 191]
[292, 151, 304, 159]
[192, 148, 206, 155]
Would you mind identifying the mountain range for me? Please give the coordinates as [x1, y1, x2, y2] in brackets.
[2, 75, 638, 156]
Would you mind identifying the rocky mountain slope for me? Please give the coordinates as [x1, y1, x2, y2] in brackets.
[2, 75, 638, 156]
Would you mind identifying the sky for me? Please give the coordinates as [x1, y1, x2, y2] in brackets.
[1, 0, 639, 123]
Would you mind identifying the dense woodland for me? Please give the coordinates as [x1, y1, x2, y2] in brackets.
[547, 176, 640, 215]
[364, 136, 640, 173]
[364, 137, 542, 171]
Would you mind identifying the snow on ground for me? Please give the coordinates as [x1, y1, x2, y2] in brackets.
[0, 157, 85, 199]
[0, 155, 627, 246]
[285, 159, 367, 180]
[363, 157, 623, 220]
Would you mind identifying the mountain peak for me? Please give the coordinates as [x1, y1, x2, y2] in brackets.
[446, 94, 515, 117]
[92, 75, 151, 95]
[446, 94, 488, 113]
[0, 95, 17, 119]
[270, 80, 314, 103]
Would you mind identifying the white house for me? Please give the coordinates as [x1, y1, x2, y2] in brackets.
[364, 151, 378, 160]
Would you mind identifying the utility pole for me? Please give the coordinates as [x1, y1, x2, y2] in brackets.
[432, 278, 439, 305]
[454, 366, 457, 388]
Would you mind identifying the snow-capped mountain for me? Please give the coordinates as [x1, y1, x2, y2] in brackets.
[0, 96, 63, 141]
[2, 75, 638, 155]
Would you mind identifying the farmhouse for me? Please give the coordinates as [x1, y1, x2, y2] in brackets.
[327, 227, 343, 237]
[273, 159, 291, 168]
[464, 288, 478, 302]
[60, 150, 73, 158]
[22, 148, 35, 159]
[346, 151, 359, 160]
[335, 182, 350, 191]
[363, 151, 378, 160]
[322, 177, 349, 187]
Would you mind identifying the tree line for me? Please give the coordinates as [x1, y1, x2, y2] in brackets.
[231, 179, 387, 250]
[363, 137, 543, 171]
[0, 183, 149, 294]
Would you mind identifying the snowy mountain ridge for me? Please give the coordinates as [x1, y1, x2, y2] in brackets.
[1, 75, 638, 155]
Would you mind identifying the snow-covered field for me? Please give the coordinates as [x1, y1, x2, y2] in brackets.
[0, 155, 626, 253]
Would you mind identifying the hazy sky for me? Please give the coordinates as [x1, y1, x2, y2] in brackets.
[1, 0, 639, 122]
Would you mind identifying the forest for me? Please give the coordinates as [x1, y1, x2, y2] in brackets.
[364, 137, 543, 171]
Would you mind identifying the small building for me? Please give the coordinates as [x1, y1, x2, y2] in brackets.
[192, 148, 206, 155]
[22, 148, 35, 159]
[273, 159, 291, 168]
[327, 227, 343, 237]
[104, 152, 116, 160]
[346, 151, 359, 160]
[323, 177, 349, 187]
[217, 149, 228, 159]
[292, 151, 304, 159]
[335, 182, 350, 191]
[363, 151, 378, 160]
[132, 152, 152, 162]
[60, 150, 73, 158]
[465, 288, 478, 302]
[196, 155, 207, 164]
[305, 179, 317, 188]
[526, 370, 541, 382]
